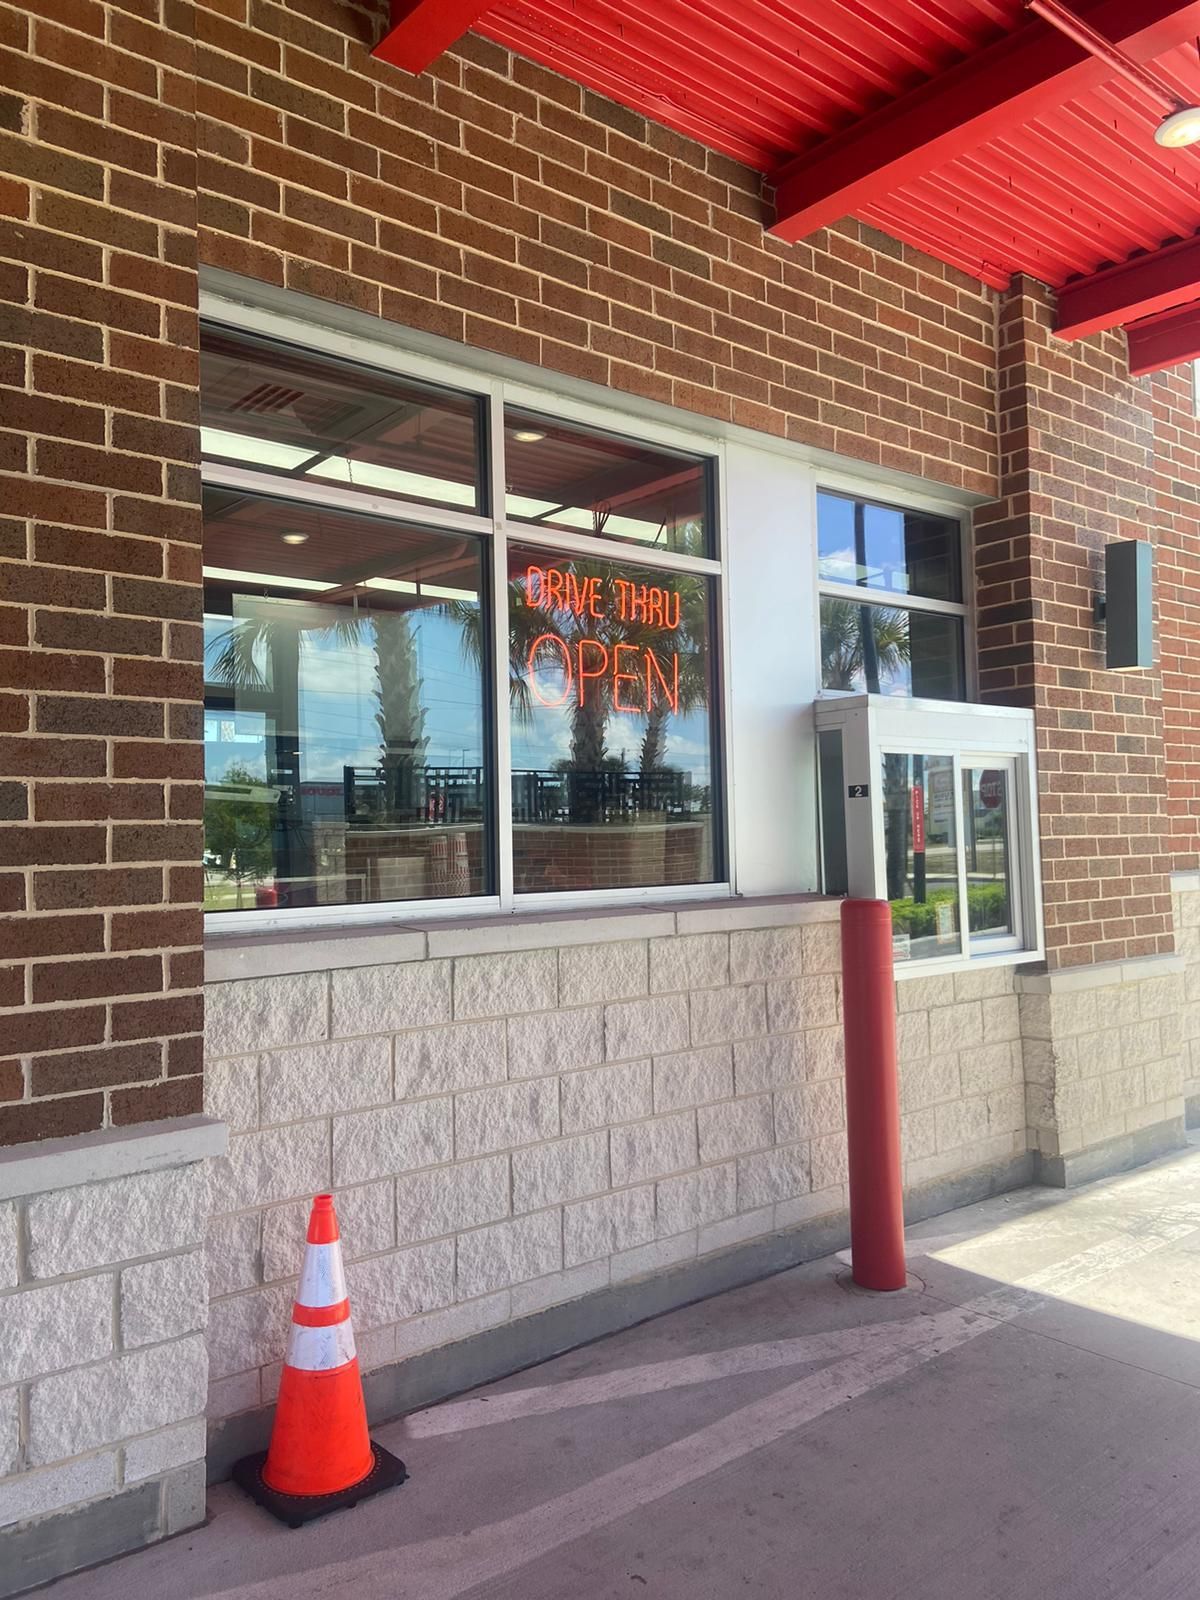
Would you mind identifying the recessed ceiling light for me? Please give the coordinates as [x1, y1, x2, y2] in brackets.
[512, 428, 546, 443]
[280, 531, 309, 545]
[1155, 106, 1200, 148]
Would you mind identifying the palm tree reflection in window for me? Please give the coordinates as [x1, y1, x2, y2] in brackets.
[820, 597, 911, 694]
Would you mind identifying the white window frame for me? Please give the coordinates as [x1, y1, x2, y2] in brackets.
[200, 300, 732, 933]
[813, 479, 975, 702]
[813, 695, 1044, 978]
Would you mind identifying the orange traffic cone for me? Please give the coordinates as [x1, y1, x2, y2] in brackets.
[232, 1194, 407, 1527]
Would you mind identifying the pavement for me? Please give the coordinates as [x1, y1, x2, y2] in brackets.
[43, 1138, 1200, 1600]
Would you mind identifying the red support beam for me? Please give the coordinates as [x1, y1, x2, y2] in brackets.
[371, 0, 493, 75]
[1056, 234, 1200, 340]
[770, 0, 1200, 244]
[1126, 299, 1200, 375]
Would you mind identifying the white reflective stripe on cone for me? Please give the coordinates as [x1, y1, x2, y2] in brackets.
[296, 1241, 349, 1308]
[285, 1317, 357, 1373]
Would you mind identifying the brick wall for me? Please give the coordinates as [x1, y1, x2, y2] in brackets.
[0, 0, 204, 1144]
[974, 278, 1174, 969]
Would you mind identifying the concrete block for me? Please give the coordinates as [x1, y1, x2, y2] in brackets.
[928, 1000, 984, 1056]
[456, 1211, 561, 1298]
[766, 974, 839, 1032]
[561, 1059, 652, 1133]
[733, 1033, 805, 1095]
[610, 1111, 697, 1186]
[28, 1334, 208, 1464]
[513, 1134, 609, 1212]
[559, 940, 648, 1006]
[333, 1098, 453, 1185]
[510, 1260, 608, 1318]
[900, 1054, 962, 1111]
[611, 1231, 696, 1284]
[654, 1044, 734, 1111]
[221, 1121, 330, 1210]
[330, 959, 451, 1037]
[0, 1453, 117, 1531]
[507, 1006, 603, 1079]
[394, 1020, 506, 1097]
[1120, 1019, 1162, 1068]
[656, 1163, 736, 1235]
[729, 927, 806, 984]
[698, 1206, 774, 1255]
[563, 1185, 655, 1266]
[697, 1095, 773, 1162]
[801, 920, 842, 976]
[259, 1036, 391, 1123]
[935, 1094, 990, 1153]
[123, 1417, 206, 1483]
[0, 1203, 14, 1291]
[206, 1369, 260, 1421]
[958, 1041, 1017, 1097]
[1144, 1054, 1185, 1103]
[0, 1275, 113, 1386]
[736, 1144, 811, 1208]
[206, 1211, 260, 1298]
[162, 1459, 207, 1535]
[453, 949, 557, 1020]
[203, 1054, 259, 1133]
[809, 1131, 849, 1190]
[986, 1085, 1026, 1134]
[261, 1181, 395, 1280]
[901, 1108, 938, 1162]
[952, 966, 1014, 1002]
[120, 1250, 208, 1347]
[346, 1240, 455, 1331]
[454, 1079, 559, 1158]
[605, 994, 690, 1060]
[0, 1387, 15, 1476]
[775, 1186, 842, 1230]
[981, 995, 1020, 1042]
[689, 984, 767, 1046]
[394, 1292, 511, 1361]
[396, 1157, 509, 1245]
[773, 1079, 844, 1142]
[205, 971, 328, 1058]
[895, 1010, 931, 1063]
[804, 1026, 844, 1081]
[206, 1280, 296, 1382]
[1102, 1065, 1146, 1117]
[649, 933, 729, 994]
[1137, 973, 1182, 1019]
[27, 1164, 206, 1278]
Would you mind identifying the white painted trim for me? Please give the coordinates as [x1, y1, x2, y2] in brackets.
[0, 1116, 227, 1202]
[815, 580, 968, 619]
[200, 462, 495, 538]
[1171, 870, 1200, 893]
[502, 521, 721, 575]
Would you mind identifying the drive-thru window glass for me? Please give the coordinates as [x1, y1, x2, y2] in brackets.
[200, 329, 721, 915]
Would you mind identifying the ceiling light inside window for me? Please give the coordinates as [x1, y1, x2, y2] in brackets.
[280, 531, 309, 545]
[1155, 106, 1200, 147]
[512, 428, 546, 443]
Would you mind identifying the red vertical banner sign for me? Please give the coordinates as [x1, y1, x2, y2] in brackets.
[910, 782, 926, 853]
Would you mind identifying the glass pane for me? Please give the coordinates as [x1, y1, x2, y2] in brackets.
[818, 729, 848, 896]
[820, 598, 964, 700]
[964, 767, 1014, 939]
[817, 490, 962, 602]
[882, 753, 960, 962]
[200, 330, 483, 515]
[504, 409, 710, 556]
[507, 545, 718, 891]
[202, 488, 489, 912]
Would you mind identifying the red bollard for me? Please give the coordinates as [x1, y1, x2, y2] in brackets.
[840, 899, 907, 1291]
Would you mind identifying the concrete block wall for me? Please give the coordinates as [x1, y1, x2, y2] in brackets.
[201, 902, 1026, 1430]
[1171, 876, 1200, 1119]
[0, 1141, 212, 1594]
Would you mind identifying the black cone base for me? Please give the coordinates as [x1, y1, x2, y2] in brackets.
[232, 1441, 407, 1529]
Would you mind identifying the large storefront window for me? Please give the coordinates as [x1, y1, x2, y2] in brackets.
[201, 327, 723, 916]
[817, 490, 966, 699]
[507, 548, 717, 892]
[202, 491, 488, 911]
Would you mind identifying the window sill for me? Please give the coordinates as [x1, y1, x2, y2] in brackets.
[204, 893, 840, 982]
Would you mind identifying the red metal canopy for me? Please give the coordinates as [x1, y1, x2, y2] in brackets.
[374, 0, 1200, 372]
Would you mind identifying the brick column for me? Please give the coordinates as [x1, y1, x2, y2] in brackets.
[0, 1, 204, 1145]
[974, 277, 1184, 1178]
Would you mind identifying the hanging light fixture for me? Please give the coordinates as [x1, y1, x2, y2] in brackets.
[1155, 106, 1200, 148]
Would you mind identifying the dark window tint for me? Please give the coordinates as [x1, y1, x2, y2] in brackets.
[201, 330, 483, 515]
[820, 598, 965, 700]
[817, 491, 962, 602]
[505, 410, 711, 557]
[506, 545, 719, 891]
[202, 488, 489, 911]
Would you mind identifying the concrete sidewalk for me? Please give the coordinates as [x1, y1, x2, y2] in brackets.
[42, 1143, 1200, 1600]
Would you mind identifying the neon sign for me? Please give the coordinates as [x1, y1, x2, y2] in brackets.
[522, 565, 683, 716]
